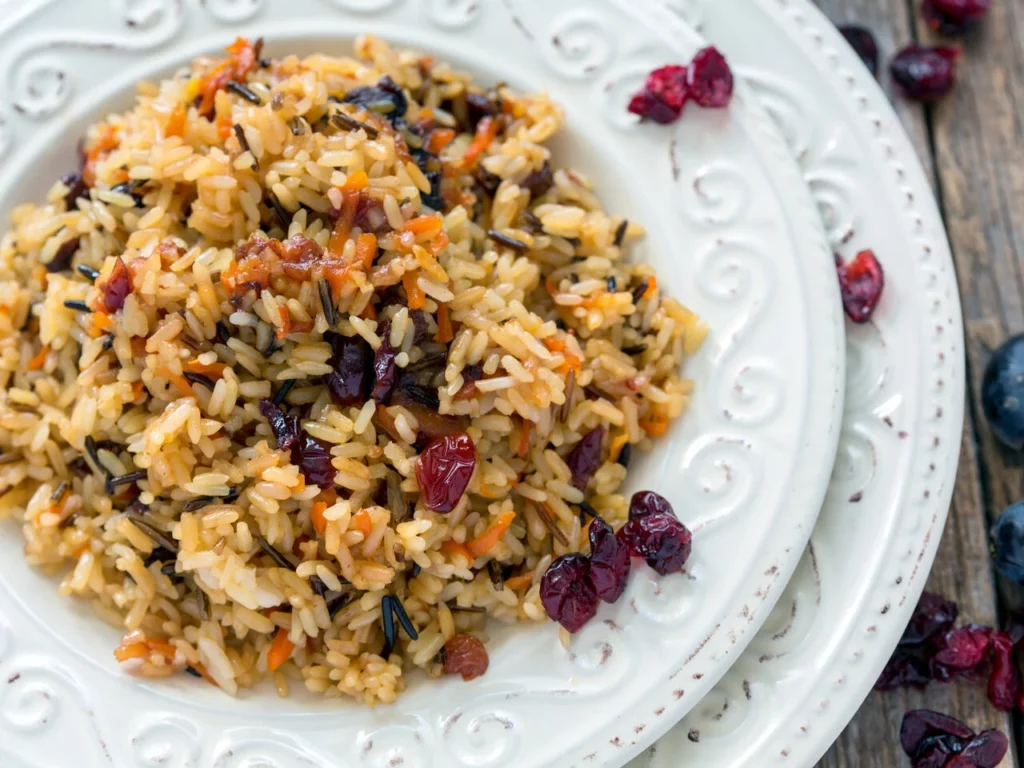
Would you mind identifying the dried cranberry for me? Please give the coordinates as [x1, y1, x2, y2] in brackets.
[408, 310, 430, 345]
[442, 633, 489, 681]
[836, 249, 884, 323]
[930, 625, 992, 682]
[415, 433, 476, 513]
[290, 432, 336, 489]
[876, 648, 934, 690]
[962, 730, 1009, 768]
[61, 172, 89, 210]
[259, 399, 300, 451]
[326, 333, 372, 406]
[620, 512, 692, 575]
[540, 554, 599, 633]
[97, 256, 132, 313]
[922, 0, 990, 34]
[628, 490, 675, 521]
[521, 161, 554, 199]
[686, 47, 733, 108]
[904, 592, 960, 645]
[891, 45, 960, 102]
[901, 710, 975, 758]
[588, 518, 630, 603]
[341, 75, 407, 126]
[566, 426, 605, 491]
[838, 25, 880, 77]
[372, 321, 397, 404]
[46, 236, 81, 273]
[628, 65, 688, 124]
[986, 631, 1021, 711]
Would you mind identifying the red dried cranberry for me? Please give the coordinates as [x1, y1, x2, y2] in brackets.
[876, 648, 934, 690]
[891, 45, 960, 102]
[620, 512, 692, 575]
[629, 490, 675, 521]
[588, 518, 630, 603]
[922, 0, 990, 34]
[415, 433, 476, 513]
[325, 333, 372, 406]
[838, 25, 880, 77]
[929, 625, 992, 682]
[372, 321, 398, 404]
[628, 65, 689, 124]
[903, 592, 960, 646]
[97, 256, 132, 313]
[962, 730, 1009, 768]
[290, 432, 336, 489]
[686, 47, 733, 108]
[521, 161, 554, 199]
[566, 426, 605, 491]
[540, 554, 599, 633]
[61, 172, 89, 210]
[901, 710, 975, 758]
[836, 249, 884, 323]
[986, 631, 1021, 711]
[258, 399, 300, 451]
[442, 633, 489, 681]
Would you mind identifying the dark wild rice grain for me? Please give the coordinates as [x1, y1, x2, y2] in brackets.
[381, 594, 397, 657]
[332, 111, 379, 138]
[614, 219, 629, 247]
[77, 264, 100, 282]
[620, 344, 648, 356]
[226, 80, 261, 104]
[183, 372, 216, 391]
[272, 378, 296, 406]
[105, 469, 147, 496]
[632, 279, 650, 304]
[487, 230, 529, 253]
[257, 535, 297, 569]
[63, 300, 92, 313]
[391, 596, 419, 640]
[617, 443, 632, 468]
[47, 237, 82, 272]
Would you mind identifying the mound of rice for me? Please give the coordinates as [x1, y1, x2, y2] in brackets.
[0, 36, 706, 704]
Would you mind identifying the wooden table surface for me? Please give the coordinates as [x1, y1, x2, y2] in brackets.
[810, 0, 1024, 765]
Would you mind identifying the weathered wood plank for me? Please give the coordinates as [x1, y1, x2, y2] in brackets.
[808, 0, 1019, 764]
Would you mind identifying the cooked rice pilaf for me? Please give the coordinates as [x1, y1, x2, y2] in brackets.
[0, 36, 706, 704]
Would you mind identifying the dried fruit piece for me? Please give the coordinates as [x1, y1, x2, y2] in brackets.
[836, 249, 884, 323]
[628, 65, 689, 124]
[97, 256, 132, 313]
[291, 433, 336, 489]
[341, 75, 408, 126]
[981, 335, 1024, 450]
[929, 625, 991, 682]
[628, 490, 675, 521]
[620, 512, 692, 575]
[838, 25, 880, 77]
[986, 631, 1021, 711]
[686, 46, 733, 108]
[588, 518, 631, 603]
[904, 592, 960, 645]
[922, 0, 991, 34]
[891, 45, 960, 102]
[442, 633, 489, 681]
[325, 333, 372, 406]
[258, 399, 300, 450]
[372, 321, 398, 404]
[540, 554, 599, 633]
[566, 426, 605, 491]
[416, 433, 476, 513]
[961, 730, 1010, 768]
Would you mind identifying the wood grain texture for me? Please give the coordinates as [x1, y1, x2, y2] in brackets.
[809, 0, 1021, 765]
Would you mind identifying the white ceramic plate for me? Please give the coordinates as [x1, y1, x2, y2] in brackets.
[0, 2, 843, 767]
[627, 0, 966, 765]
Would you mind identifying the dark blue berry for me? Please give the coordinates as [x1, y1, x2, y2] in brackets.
[990, 501, 1024, 583]
[982, 334, 1024, 449]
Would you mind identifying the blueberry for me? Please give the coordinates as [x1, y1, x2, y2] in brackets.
[990, 501, 1024, 583]
[982, 334, 1024, 449]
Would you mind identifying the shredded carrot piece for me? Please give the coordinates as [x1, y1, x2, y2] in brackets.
[466, 510, 516, 558]
[426, 128, 456, 154]
[462, 115, 498, 167]
[328, 192, 360, 255]
[27, 345, 49, 371]
[341, 169, 369, 193]
[157, 366, 195, 397]
[403, 214, 443, 237]
[185, 359, 227, 378]
[216, 109, 233, 141]
[609, 433, 630, 462]
[543, 338, 566, 354]
[352, 509, 373, 538]
[429, 229, 450, 257]
[92, 312, 113, 333]
[504, 573, 534, 591]
[517, 420, 532, 458]
[198, 37, 258, 117]
[639, 418, 669, 437]
[267, 628, 295, 672]
[359, 300, 378, 320]
[165, 103, 187, 138]
[643, 276, 658, 300]
[275, 303, 291, 340]
[403, 271, 426, 310]
[441, 540, 474, 563]
[435, 303, 454, 343]
[310, 501, 328, 536]
[131, 380, 145, 401]
[355, 233, 377, 270]
[113, 643, 149, 662]
[82, 123, 119, 187]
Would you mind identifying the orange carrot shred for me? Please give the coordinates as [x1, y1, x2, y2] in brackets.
[328, 192, 360, 255]
[267, 628, 295, 672]
[517, 420, 532, 458]
[435, 303, 454, 343]
[639, 418, 669, 437]
[466, 511, 516, 558]
[504, 573, 534, 591]
[352, 509, 372, 538]
[310, 501, 328, 536]
[157, 366, 195, 397]
[165, 103, 187, 138]
[643, 276, 658, 300]
[403, 271, 426, 310]
[27, 345, 49, 371]
[426, 128, 456, 154]
[341, 169, 369, 193]
[462, 116, 498, 167]
[403, 214, 443, 237]
[355, 233, 377, 270]
[185, 359, 227, 378]
[441, 540, 474, 563]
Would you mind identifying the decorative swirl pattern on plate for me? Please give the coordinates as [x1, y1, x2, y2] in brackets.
[426, 0, 481, 29]
[360, 724, 429, 768]
[541, 9, 616, 79]
[211, 729, 332, 768]
[199, 0, 266, 23]
[130, 715, 201, 768]
[685, 162, 753, 227]
[442, 706, 521, 768]
[319, 0, 403, 13]
[679, 436, 759, 532]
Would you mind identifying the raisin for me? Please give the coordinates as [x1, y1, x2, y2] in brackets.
[290, 433, 336, 489]
[442, 633, 489, 681]
[372, 321, 398, 404]
[61, 172, 89, 210]
[566, 426, 605, 491]
[258, 399, 300, 451]
[540, 554, 599, 633]
[325, 333, 372, 406]
[415, 433, 476, 513]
